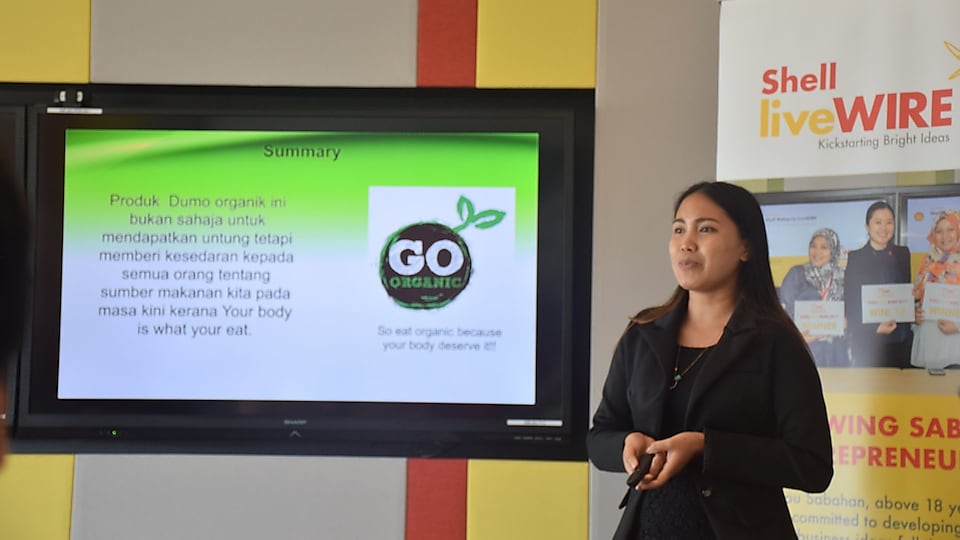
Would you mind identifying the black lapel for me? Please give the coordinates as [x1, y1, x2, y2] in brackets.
[648, 300, 687, 382]
[685, 300, 759, 423]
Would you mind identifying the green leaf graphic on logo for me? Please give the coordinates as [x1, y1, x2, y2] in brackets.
[453, 195, 506, 233]
[457, 196, 476, 223]
[471, 209, 506, 229]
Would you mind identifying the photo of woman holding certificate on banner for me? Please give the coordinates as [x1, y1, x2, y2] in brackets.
[911, 210, 960, 369]
[843, 201, 914, 368]
[779, 228, 849, 367]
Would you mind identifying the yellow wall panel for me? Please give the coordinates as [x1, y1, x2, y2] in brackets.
[467, 460, 588, 540]
[896, 170, 957, 186]
[733, 178, 785, 193]
[0, 454, 74, 539]
[896, 171, 937, 186]
[476, 0, 596, 88]
[0, 1, 91, 83]
[934, 169, 955, 184]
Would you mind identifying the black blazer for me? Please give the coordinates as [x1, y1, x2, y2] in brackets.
[843, 243, 912, 348]
[588, 299, 833, 540]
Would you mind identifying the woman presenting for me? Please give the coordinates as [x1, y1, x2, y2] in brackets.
[588, 182, 832, 539]
[843, 201, 913, 368]
[779, 228, 848, 367]
[911, 210, 960, 369]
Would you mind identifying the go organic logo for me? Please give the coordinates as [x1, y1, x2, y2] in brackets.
[379, 195, 506, 309]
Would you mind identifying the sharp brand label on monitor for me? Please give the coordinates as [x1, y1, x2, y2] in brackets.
[46, 107, 103, 115]
[506, 419, 563, 427]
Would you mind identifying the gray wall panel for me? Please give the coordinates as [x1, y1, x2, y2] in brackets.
[71, 455, 406, 540]
[591, 1, 720, 538]
[90, 0, 418, 87]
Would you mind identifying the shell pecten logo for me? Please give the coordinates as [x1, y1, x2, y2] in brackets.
[947, 41, 960, 80]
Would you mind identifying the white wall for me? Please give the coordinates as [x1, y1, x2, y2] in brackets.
[591, 1, 721, 538]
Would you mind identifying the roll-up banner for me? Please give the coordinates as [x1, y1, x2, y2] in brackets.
[719, 2, 960, 539]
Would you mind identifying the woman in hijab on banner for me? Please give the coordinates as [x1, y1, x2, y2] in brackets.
[843, 201, 913, 368]
[911, 210, 960, 370]
[779, 228, 849, 367]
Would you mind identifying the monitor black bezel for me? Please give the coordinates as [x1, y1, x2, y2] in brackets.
[5, 86, 594, 460]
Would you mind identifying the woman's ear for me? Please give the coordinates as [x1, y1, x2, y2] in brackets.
[740, 241, 750, 262]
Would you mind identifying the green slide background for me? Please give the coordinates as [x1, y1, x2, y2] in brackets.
[63, 130, 539, 250]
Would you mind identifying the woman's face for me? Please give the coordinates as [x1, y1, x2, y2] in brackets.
[670, 192, 748, 295]
[866, 208, 895, 248]
[934, 218, 958, 252]
[809, 236, 832, 267]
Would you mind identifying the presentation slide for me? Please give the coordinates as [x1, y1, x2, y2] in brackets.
[57, 129, 539, 404]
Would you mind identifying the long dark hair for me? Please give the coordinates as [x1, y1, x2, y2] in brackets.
[632, 181, 797, 333]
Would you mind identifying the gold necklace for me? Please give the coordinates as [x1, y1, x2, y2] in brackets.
[669, 345, 712, 390]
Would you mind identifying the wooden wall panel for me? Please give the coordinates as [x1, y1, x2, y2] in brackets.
[476, 0, 596, 88]
[466, 460, 588, 540]
[405, 458, 467, 540]
[0, 1, 90, 82]
[0, 455, 74, 539]
[417, 0, 477, 87]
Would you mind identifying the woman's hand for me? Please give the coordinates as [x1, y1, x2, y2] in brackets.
[937, 319, 960, 335]
[877, 320, 897, 334]
[916, 306, 925, 325]
[802, 331, 822, 343]
[622, 432, 655, 474]
[637, 432, 705, 490]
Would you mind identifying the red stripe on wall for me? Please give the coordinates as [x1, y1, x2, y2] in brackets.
[417, 0, 477, 87]
[405, 458, 468, 540]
